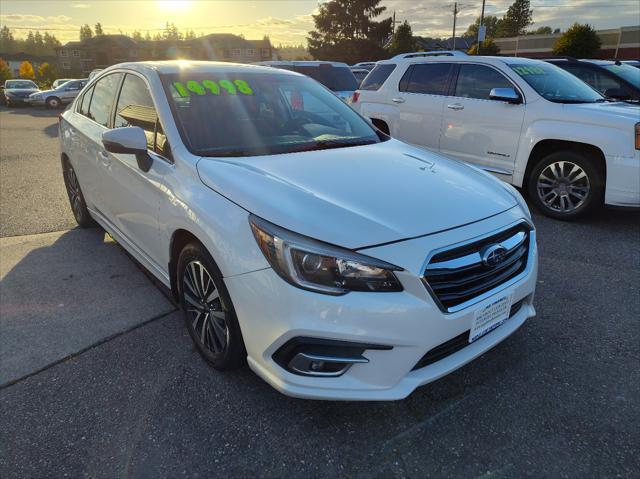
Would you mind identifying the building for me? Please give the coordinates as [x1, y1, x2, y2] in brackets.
[494, 25, 640, 59]
[0, 52, 57, 77]
[55, 34, 274, 76]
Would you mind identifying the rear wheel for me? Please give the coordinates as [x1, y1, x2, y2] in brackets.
[527, 150, 602, 220]
[62, 159, 95, 227]
[177, 243, 246, 370]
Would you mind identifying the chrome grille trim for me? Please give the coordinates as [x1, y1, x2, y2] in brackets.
[421, 221, 535, 313]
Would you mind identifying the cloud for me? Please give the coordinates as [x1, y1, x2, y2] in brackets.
[71, 3, 91, 8]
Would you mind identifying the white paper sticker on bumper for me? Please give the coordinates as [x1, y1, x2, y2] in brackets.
[469, 294, 513, 343]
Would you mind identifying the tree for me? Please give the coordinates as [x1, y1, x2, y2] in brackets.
[95, 22, 104, 35]
[79, 24, 93, 41]
[37, 62, 57, 86]
[468, 38, 500, 55]
[465, 15, 501, 40]
[0, 26, 16, 53]
[388, 21, 416, 56]
[132, 30, 143, 41]
[529, 26, 553, 35]
[553, 23, 601, 57]
[496, 0, 533, 37]
[307, 0, 392, 64]
[553, 28, 561, 34]
[185, 29, 196, 40]
[18, 61, 35, 80]
[162, 22, 183, 41]
[0, 58, 12, 83]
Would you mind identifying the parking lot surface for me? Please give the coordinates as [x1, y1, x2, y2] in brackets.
[0, 107, 638, 478]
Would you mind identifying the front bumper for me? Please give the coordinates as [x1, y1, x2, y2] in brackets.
[604, 151, 640, 207]
[5, 96, 31, 104]
[225, 208, 538, 400]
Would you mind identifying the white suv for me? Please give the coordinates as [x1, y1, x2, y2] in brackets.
[353, 56, 640, 219]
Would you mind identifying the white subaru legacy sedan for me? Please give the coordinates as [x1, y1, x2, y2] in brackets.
[59, 61, 538, 400]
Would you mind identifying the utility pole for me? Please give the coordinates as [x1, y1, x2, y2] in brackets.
[452, 2, 459, 50]
[477, 0, 486, 54]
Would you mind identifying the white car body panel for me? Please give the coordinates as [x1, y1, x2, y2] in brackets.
[59, 61, 537, 400]
[354, 56, 640, 208]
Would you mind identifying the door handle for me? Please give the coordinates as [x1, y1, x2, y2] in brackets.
[391, 97, 405, 103]
[98, 151, 110, 167]
[447, 103, 464, 110]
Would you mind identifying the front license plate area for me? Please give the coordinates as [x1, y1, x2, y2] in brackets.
[469, 294, 513, 343]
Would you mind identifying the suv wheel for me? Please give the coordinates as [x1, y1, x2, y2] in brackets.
[527, 150, 602, 220]
[62, 159, 96, 227]
[46, 97, 61, 109]
[177, 243, 246, 370]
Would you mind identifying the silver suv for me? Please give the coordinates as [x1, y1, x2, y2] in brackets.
[28, 79, 88, 109]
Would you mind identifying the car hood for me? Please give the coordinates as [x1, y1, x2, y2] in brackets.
[196, 140, 517, 249]
[567, 101, 640, 123]
[6, 88, 39, 94]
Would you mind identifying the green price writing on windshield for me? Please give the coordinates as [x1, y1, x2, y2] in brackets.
[173, 79, 254, 97]
[513, 66, 545, 75]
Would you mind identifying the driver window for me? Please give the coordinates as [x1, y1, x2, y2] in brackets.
[455, 64, 514, 100]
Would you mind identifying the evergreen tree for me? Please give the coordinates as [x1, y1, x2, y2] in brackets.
[388, 21, 416, 56]
[95, 22, 104, 35]
[80, 24, 93, 41]
[496, 0, 533, 37]
[0, 26, 16, 54]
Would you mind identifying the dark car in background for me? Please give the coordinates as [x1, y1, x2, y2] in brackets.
[254, 61, 359, 102]
[546, 58, 640, 102]
[3, 79, 40, 107]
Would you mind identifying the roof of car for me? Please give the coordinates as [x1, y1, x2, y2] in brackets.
[375, 55, 545, 67]
[253, 60, 350, 67]
[98, 60, 300, 76]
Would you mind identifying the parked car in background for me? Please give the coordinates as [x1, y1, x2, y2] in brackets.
[621, 60, 640, 69]
[352, 61, 377, 71]
[350, 67, 370, 85]
[58, 61, 537, 400]
[545, 58, 640, 102]
[353, 56, 640, 219]
[28, 79, 88, 109]
[254, 61, 359, 102]
[52, 78, 75, 89]
[3, 79, 40, 106]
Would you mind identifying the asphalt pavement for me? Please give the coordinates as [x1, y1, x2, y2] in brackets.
[0, 106, 638, 478]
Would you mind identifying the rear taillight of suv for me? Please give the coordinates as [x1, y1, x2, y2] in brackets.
[352, 91, 360, 103]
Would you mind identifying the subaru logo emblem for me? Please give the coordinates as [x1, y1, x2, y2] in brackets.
[482, 244, 508, 267]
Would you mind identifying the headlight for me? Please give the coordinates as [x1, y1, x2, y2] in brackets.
[250, 215, 403, 295]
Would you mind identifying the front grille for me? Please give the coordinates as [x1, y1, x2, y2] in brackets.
[423, 223, 531, 311]
[412, 299, 524, 371]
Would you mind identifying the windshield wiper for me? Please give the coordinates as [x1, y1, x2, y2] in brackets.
[291, 137, 378, 153]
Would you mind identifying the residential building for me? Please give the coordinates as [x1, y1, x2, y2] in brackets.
[55, 33, 274, 76]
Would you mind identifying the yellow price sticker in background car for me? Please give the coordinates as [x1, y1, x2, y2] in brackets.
[173, 79, 254, 97]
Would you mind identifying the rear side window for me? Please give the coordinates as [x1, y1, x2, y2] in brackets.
[454, 64, 514, 100]
[292, 65, 358, 91]
[87, 73, 123, 127]
[400, 63, 453, 95]
[114, 73, 169, 158]
[78, 86, 94, 116]
[360, 64, 396, 90]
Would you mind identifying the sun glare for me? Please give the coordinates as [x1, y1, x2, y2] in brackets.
[157, 0, 192, 12]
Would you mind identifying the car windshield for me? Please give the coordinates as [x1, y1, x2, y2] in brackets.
[603, 63, 640, 88]
[161, 72, 384, 157]
[289, 65, 358, 91]
[508, 62, 604, 103]
[5, 80, 37, 89]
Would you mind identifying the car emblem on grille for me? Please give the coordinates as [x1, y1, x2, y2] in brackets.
[482, 244, 508, 267]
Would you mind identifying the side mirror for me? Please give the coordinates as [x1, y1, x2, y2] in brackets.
[603, 87, 631, 100]
[489, 87, 522, 104]
[102, 127, 153, 172]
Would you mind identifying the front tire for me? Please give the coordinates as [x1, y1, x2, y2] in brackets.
[527, 150, 603, 220]
[46, 97, 61, 109]
[62, 159, 96, 227]
[177, 243, 246, 370]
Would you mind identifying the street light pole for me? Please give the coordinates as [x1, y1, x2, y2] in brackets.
[452, 2, 459, 50]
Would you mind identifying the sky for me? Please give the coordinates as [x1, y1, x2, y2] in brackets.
[0, 0, 639, 45]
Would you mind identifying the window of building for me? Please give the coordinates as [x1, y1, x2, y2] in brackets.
[246, 49, 256, 57]
[87, 73, 123, 127]
[114, 74, 169, 158]
[61, 61, 71, 70]
[72, 50, 81, 57]
[261, 48, 270, 57]
[454, 64, 514, 100]
[231, 48, 241, 57]
[60, 50, 68, 57]
[400, 63, 453, 95]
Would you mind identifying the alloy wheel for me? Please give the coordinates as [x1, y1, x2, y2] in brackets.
[65, 166, 84, 221]
[536, 160, 590, 213]
[182, 260, 229, 355]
